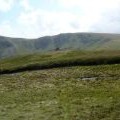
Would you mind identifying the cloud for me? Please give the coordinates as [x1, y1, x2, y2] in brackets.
[17, 9, 80, 38]
[57, 0, 120, 33]
[58, 0, 120, 9]
[1, 0, 120, 38]
[0, 21, 14, 36]
[0, 0, 15, 12]
[20, 0, 32, 11]
[91, 9, 120, 33]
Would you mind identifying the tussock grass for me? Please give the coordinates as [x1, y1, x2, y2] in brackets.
[0, 64, 120, 119]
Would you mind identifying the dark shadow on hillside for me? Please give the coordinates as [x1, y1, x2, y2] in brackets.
[1, 56, 120, 75]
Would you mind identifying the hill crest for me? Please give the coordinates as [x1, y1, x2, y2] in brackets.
[0, 32, 120, 58]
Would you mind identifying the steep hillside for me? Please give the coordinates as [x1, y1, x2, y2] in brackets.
[0, 33, 120, 58]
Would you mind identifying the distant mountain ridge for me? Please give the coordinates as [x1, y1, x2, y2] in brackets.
[0, 32, 120, 58]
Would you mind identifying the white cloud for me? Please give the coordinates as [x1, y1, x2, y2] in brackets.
[16, 0, 120, 38]
[91, 9, 120, 33]
[0, 0, 15, 12]
[0, 21, 24, 38]
[17, 9, 81, 38]
[58, 0, 120, 9]
[1, 0, 120, 38]
[20, 0, 32, 11]
[0, 21, 14, 36]
[57, 0, 120, 31]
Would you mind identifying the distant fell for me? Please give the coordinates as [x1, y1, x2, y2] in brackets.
[0, 32, 120, 58]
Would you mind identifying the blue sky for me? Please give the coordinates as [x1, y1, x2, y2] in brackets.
[0, 0, 120, 38]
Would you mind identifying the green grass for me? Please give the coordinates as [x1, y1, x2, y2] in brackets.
[0, 50, 120, 74]
[0, 64, 120, 119]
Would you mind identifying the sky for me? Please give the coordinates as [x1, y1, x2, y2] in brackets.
[0, 0, 120, 38]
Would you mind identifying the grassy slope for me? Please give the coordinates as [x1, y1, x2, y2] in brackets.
[0, 64, 120, 120]
[0, 50, 120, 74]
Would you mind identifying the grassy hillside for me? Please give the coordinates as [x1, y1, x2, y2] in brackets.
[0, 33, 120, 58]
[0, 50, 120, 74]
[0, 64, 120, 119]
[0, 49, 120, 119]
